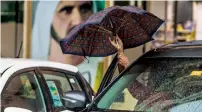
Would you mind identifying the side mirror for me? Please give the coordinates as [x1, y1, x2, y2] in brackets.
[62, 91, 87, 111]
[4, 107, 32, 112]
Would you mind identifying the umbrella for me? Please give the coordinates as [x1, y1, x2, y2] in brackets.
[60, 6, 164, 57]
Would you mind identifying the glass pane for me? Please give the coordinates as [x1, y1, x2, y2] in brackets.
[1, 72, 46, 112]
[41, 70, 82, 110]
[110, 89, 138, 110]
[97, 58, 202, 111]
[42, 71, 72, 92]
[68, 75, 82, 91]
[1, 1, 24, 23]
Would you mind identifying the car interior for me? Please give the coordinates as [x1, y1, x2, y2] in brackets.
[1, 73, 38, 112]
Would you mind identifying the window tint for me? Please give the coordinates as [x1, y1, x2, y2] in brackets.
[1, 71, 46, 112]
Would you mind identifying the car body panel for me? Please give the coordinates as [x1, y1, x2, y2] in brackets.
[145, 46, 202, 58]
[0, 58, 78, 93]
[0, 58, 78, 73]
[144, 40, 202, 58]
[0, 58, 95, 112]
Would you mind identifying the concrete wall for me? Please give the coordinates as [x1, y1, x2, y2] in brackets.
[1, 23, 23, 58]
[195, 3, 202, 40]
[149, 1, 166, 20]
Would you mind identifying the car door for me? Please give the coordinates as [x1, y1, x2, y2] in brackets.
[36, 67, 93, 112]
[86, 57, 202, 112]
[1, 68, 49, 112]
[96, 55, 118, 95]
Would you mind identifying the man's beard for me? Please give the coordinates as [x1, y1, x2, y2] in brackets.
[50, 25, 85, 65]
[51, 24, 76, 44]
[51, 25, 62, 44]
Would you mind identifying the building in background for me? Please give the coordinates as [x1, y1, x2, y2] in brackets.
[1, 1, 24, 58]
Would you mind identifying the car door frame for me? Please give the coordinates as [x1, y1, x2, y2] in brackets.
[35, 67, 93, 105]
[96, 55, 118, 95]
[84, 56, 144, 112]
[1, 67, 53, 112]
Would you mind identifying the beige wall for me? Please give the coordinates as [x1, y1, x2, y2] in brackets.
[195, 3, 202, 40]
[113, 45, 144, 77]
[125, 45, 143, 63]
[149, 1, 166, 20]
[1, 23, 23, 58]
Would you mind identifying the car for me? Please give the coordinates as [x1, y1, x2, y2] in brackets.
[81, 40, 202, 112]
[0, 58, 94, 112]
[1, 40, 202, 112]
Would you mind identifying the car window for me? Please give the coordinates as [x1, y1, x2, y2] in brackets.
[40, 70, 82, 110]
[1, 71, 46, 112]
[96, 58, 202, 111]
[68, 74, 82, 91]
[169, 99, 202, 112]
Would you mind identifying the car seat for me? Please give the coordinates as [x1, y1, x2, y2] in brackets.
[2, 75, 35, 111]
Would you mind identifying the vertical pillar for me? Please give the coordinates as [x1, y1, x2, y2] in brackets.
[23, 1, 32, 58]
[173, 1, 178, 39]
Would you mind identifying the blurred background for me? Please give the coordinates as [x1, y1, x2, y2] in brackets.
[1, 0, 202, 59]
[1, 0, 202, 92]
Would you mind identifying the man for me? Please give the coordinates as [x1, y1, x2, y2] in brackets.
[32, 1, 104, 64]
[31, 1, 105, 87]
[50, 1, 95, 65]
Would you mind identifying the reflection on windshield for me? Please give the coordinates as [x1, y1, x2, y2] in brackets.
[97, 58, 202, 112]
[169, 99, 202, 112]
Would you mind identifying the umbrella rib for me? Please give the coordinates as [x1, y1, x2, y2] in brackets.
[130, 14, 151, 36]
[102, 13, 132, 35]
[109, 15, 126, 21]
[99, 15, 119, 35]
[95, 24, 112, 33]
[86, 25, 112, 35]
[116, 13, 131, 34]
[89, 16, 110, 33]
[88, 23, 105, 55]
[107, 14, 117, 34]
[107, 15, 114, 30]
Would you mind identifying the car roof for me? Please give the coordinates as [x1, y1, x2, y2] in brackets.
[143, 40, 202, 58]
[0, 58, 78, 74]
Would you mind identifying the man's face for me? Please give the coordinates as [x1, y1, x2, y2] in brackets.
[52, 1, 93, 41]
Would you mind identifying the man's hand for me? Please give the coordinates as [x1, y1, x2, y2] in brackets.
[109, 35, 129, 71]
[118, 54, 130, 68]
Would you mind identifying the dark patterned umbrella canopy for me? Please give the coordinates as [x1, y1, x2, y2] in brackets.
[60, 6, 164, 57]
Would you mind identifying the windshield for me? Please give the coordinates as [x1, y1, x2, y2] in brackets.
[96, 58, 202, 112]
